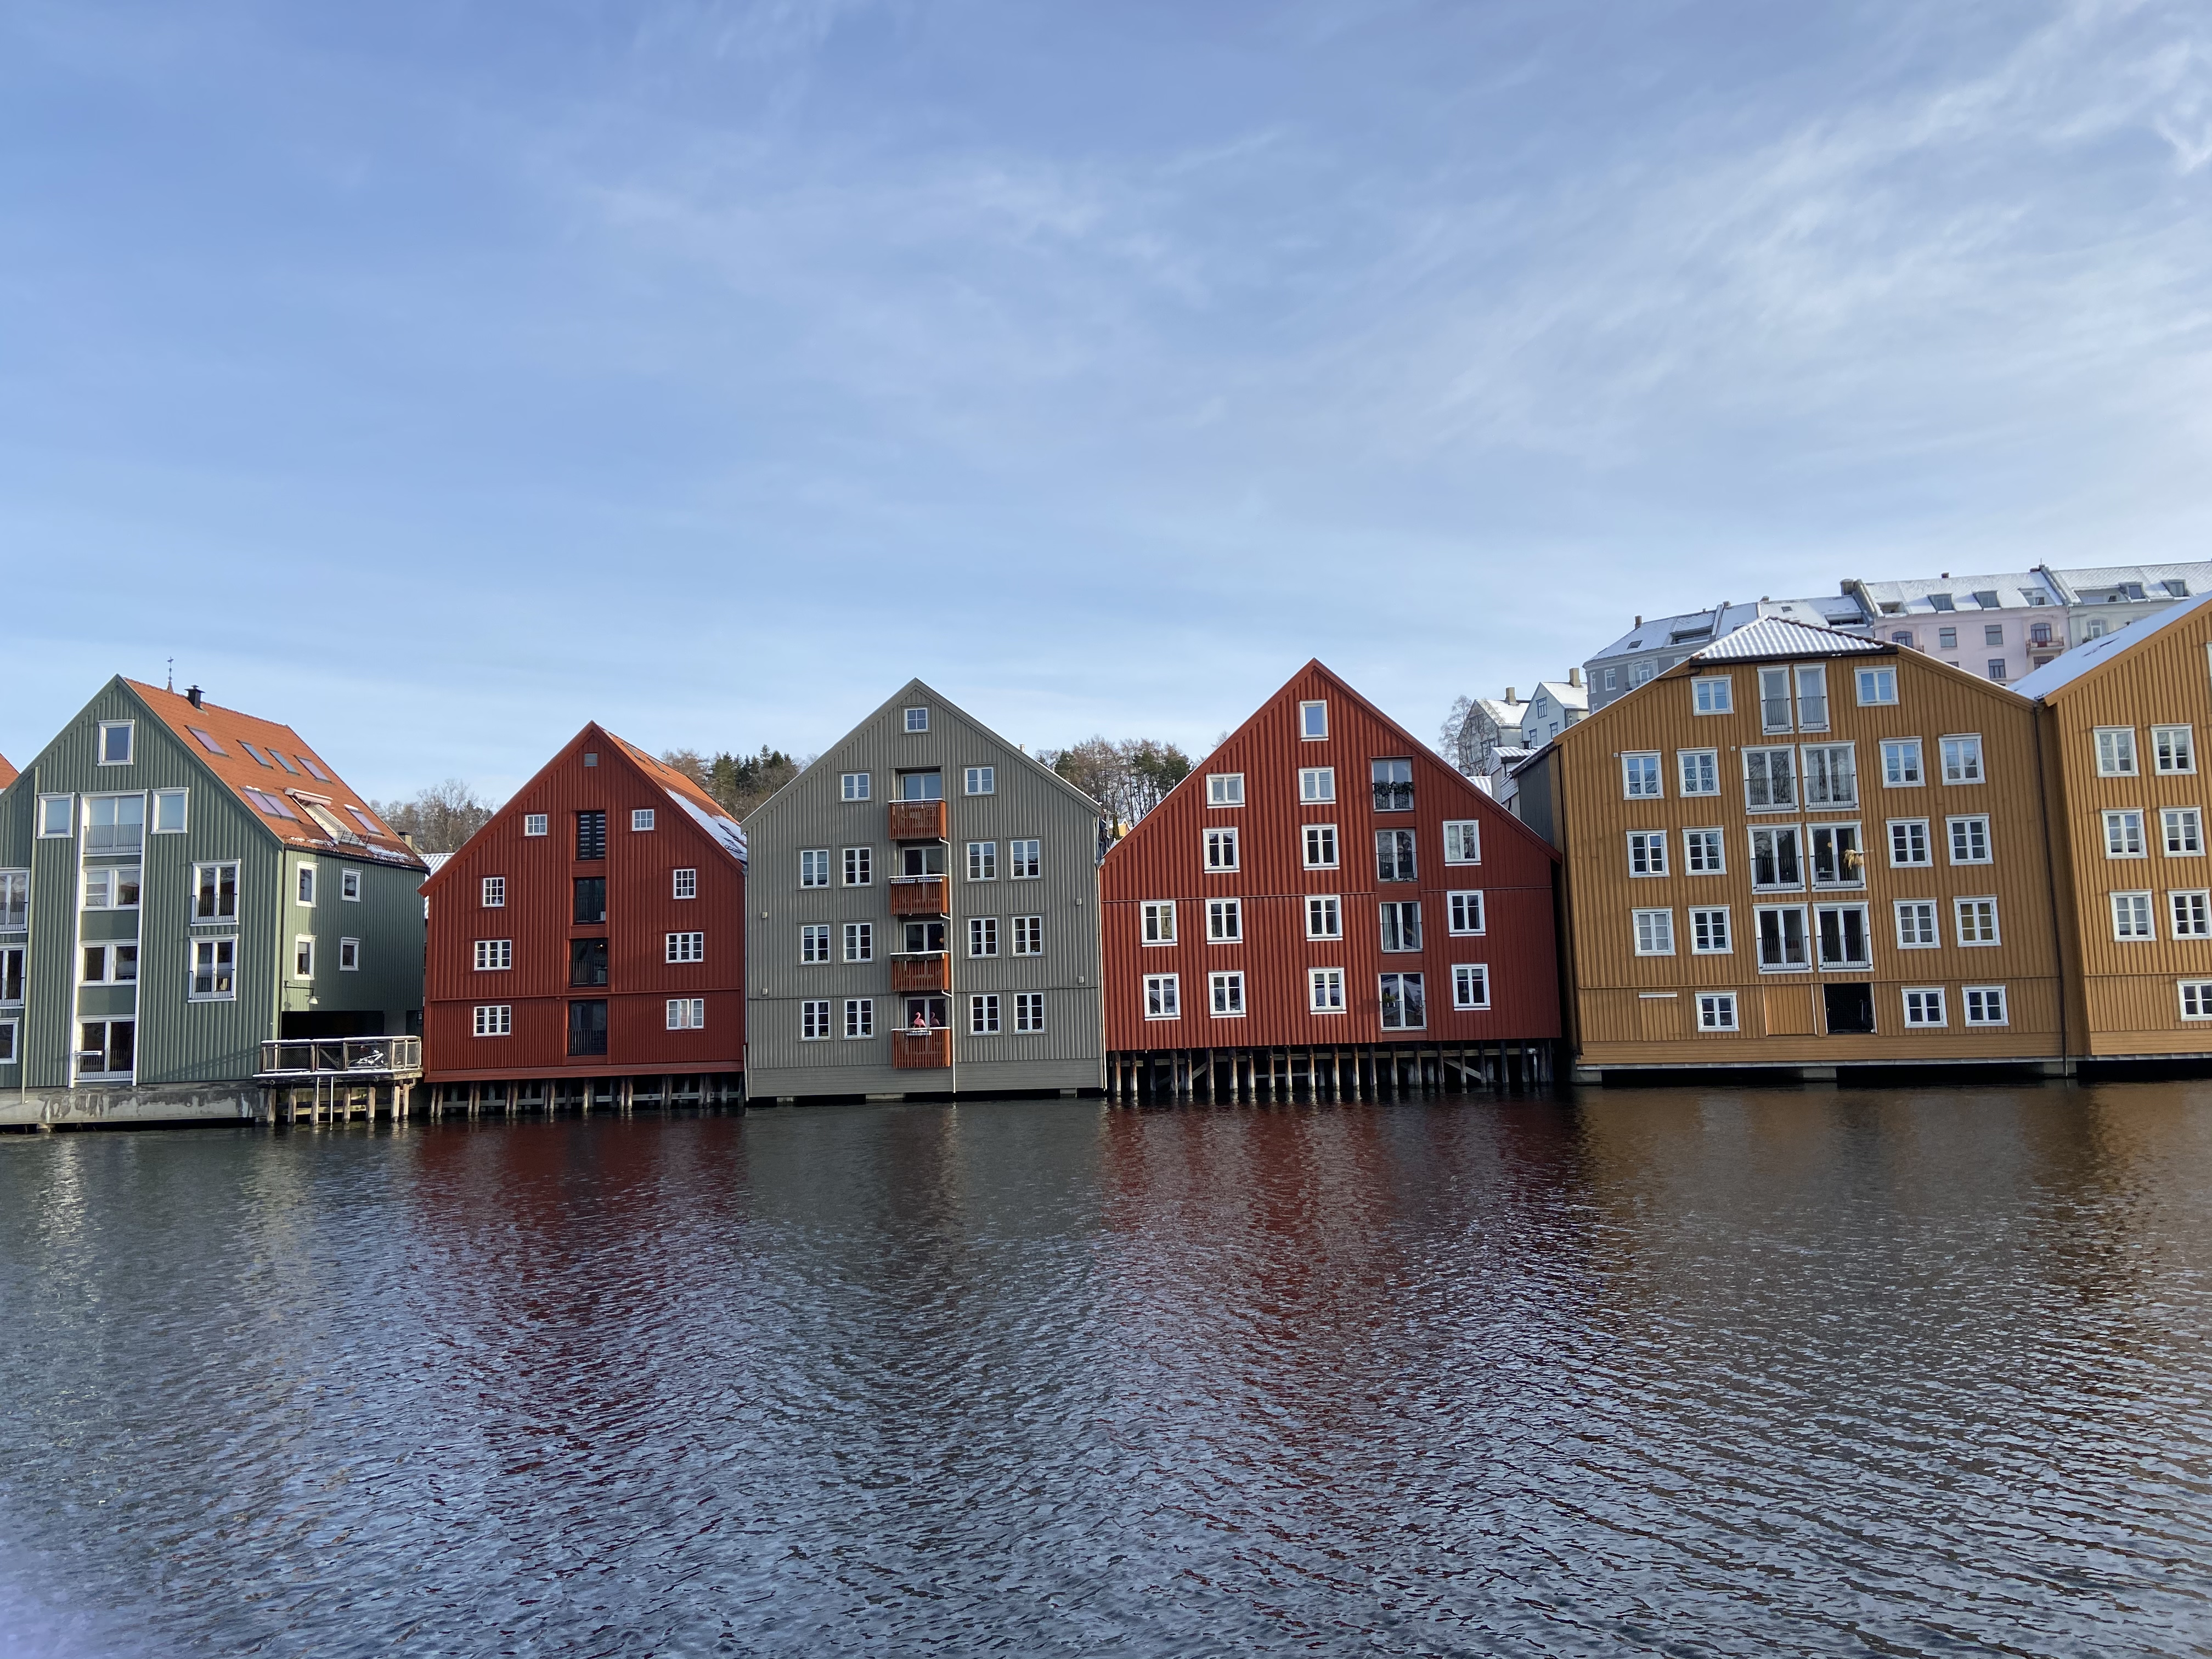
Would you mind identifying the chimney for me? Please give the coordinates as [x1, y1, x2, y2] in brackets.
[1634, 615, 1642, 627]
[186, 685, 204, 709]
[1504, 686, 1516, 706]
[1568, 667, 1583, 688]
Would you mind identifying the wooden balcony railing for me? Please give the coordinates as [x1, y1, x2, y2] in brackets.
[893, 1027, 951, 1069]
[257, 1036, 423, 1081]
[891, 953, 949, 993]
[888, 800, 947, 842]
[889, 878, 948, 916]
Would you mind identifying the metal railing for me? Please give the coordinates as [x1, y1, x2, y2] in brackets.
[257, 1036, 423, 1079]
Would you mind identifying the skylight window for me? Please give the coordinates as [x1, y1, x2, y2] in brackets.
[189, 727, 226, 755]
[299, 755, 332, 782]
[239, 742, 272, 767]
[270, 751, 300, 775]
[247, 789, 297, 820]
[346, 806, 382, 837]
[1927, 594, 1956, 612]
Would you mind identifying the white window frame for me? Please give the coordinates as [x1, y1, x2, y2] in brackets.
[1955, 897, 2002, 946]
[632, 808, 656, 832]
[801, 1000, 833, 1041]
[673, 868, 697, 900]
[1378, 971, 1425, 1031]
[1855, 667, 1898, 706]
[1802, 743, 1858, 809]
[474, 939, 513, 972]
[965, 766, 996, 796]
[1452, 963, 1489, 1010]
[843, 847, 873, 887]
[151, 788, 188, 834]
[1447, 890, 1485, 935]
[1793, 665, 1830, 732]
[1209, 970, 1246, 1018]
[1689, 907, 1731, 954]
[1308, 966, 1345, 1013]
[800, 849, 831, 888]
[1299, 701, 1328, 740]
[1141, 900, 1176, 945]
[293, 935, 315, 980]
[2153, 726, 2197, 776]
[1948, 815, 1994, 865]
[1009, 839, 1042, 879]
[1691, 676, 1733, 715]
[1206, 773, 1244, 806]
[1902, 988, 1946, 1028]
[842, 772, 871, 802]
[1306, 894, 1342, 940]
[1205, 827, 1240, 872]
[1207, 898, 1242, 943]
[1683, 828, 1725, 875]
[1941, 735, 1985, 786]
[969, 917, 999, 957]
[296, 863, 316, 906]
[1144, 974, 1181, 1020]
[523, 814, 548, 837]
[1299, 768, 1336, 803]
[1750, 825, 1804, 891]
[667, 998, 706, 1030]
[2110, 890, 2155, 941]
[337, 868, 359, 902]
[844, 998, 874, 1039]
[1303, 824, 1339, 870]
[1894, 900, 1939, 949]
[36, 795, 72, 838]
[967, 841, 998, 882]
[1813, 902, 1873, 970]
[482, 876, 506, 908]
[1632, 908, 1674, 956]
[1882, 740, 1924, 788]
[1012, 915, 1043, 956]
[1755, 905, 1810, 972]
[1442, 821, 1481, 864]
[1379, 899, 1421, 953]
[2094, 727, 2137, 777]
[2102, 810, 2146, 859]
[904, 707, 929, 732]
[473, 1004, 511, 1037]
[844, 922, 874, 963]
[800, 924, 832, 964]
[189, 937, 238, 1002]
[1622, 753, 1663, 799]
[1678, 750, 1719, 797]
[969, 994, 1001, 1035]
[338, 937, 359, 972]
[97, 720, 134, 766]
[1758, 667, 1795, 733]
[2163, 808, 2204, 856]
[1014, 992, 1046, 1034]
[1889, 819, 1931, 867]
[666, 931, 706, 963]
[2181, 981, 2212, 1022]
[1627, 831, 1668, 878]
[2169, 889, 2211, 938]
[1962, 986, 2009, 1027]
[1696, 992, 1738, 1031]
[1744, 747, 1797, 812]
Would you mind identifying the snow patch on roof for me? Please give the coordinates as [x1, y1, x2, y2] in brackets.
[667, 787, 748, 866]
[2012, 589, 2212, 699]
[1695, 617, 1887, 661]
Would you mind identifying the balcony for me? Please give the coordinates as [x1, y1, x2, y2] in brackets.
[889, 878, 948, 916]
[893, 1027, 951, 1070]
[256, 1036, 423, 1082]
[891, 953, 949, 993]
[889, 800, 947, 842]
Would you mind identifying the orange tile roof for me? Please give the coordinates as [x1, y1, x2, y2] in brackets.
[125, 680, 426, 870]
[0, 753, 15, 791]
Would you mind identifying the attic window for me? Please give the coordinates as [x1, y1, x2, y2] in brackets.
[269, 750, 299, 775]
[1928, 594, 1956, 612]
[299, 755, 332, 783]
[346, 806, 382, 837]
[2168, 580, 2191, 597]
[584, 753, 598, 768]
[2024, 592, 2049, 606]
[1880, 603, 1901, 614]
[1973, 591, 2000, 608]
[2124, 583, 2146, 600]
[1668, 628, 1711, 644]
[905, 707, 929, 732]
[246, 789, 297, 820]
[188, 727, 225, 756]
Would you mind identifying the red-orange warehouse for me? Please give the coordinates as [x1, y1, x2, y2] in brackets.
[1101, 662, 1560, 1071]
[420, 724, 747, 1103]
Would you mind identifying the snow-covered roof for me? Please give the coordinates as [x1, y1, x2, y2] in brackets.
[2051, 562, 2212, 603]
[666, 786, 749, 866]
[2012, 589, 2212, 699]
[1695, 618, 1888, 661]
[1588, 595, 1866, 661]
[1855, 572, 2058, 614]
[1531, 680, 1589, 710]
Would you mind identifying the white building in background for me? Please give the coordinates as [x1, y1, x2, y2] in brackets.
[1443, 676, 1588, 812]
[1582, 595, 1871, 710]
[2053, 563, 2212, 647]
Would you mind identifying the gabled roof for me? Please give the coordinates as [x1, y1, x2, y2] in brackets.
[1694, 617, 1887, 661]
[1588, 595, 1868, 661]
[2011, 589, 2212, 700]
[0, 753, 14, 791]
[123, 679, 426, 869]
[1530, 679, 1589, 711]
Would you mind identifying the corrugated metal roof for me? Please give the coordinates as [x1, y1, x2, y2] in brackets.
[2011, 589, 2212, 699]
[1693, 617, 1887, 661]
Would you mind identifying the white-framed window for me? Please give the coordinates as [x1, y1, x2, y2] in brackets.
[632, 809, 656, 832]
[1802, 744, 1857, 808]
[1379, 972, 1425, 1030]
[1307, 895, 1343, 939]
[82, 866, 141, 911]
[1750, 826, 1803, 889]
[1759, 667, 1795, 733]
[523, 813, 548, 837]
[844, 922, 874, 962]
[969, 994, 1001, 1035]
[1300, 767, 1336, 803]
[293, 936, 315, 979]
[1205, 827, 1240, 871]
[1379, 900, 1421, 952]
[1941, 736, 1985, 785]
[1949, 816, 1994, 865]
[667, 998, 705, 1030]
[801, 924, 832, 963]
[802, 1000, 833, 1041]
[1680, 828, 1724, 874]
[36, 795, 72, 838]
[2095, 727, 2137, 777]
[1207, 898, 1242, 942]
[2111, 891, 2155, 940]
[842, 772, 871, 801]
[473, 1004, 511, 1037]
[1622, 753, 1663, 799]
[472, 939, 514, 971]
[1309, 966, 1345, 1013]
[186, 861, 238, 922]
[667, 931, 705, 963]
[1447, 890, 1485, 934]
[296, 864, 316, 905]
[1745, 747, 1797, 811]
[2165, 809, 2204, 856]
[97, 720, 134, 766]
[1299, 701, 1328, 740]
[2170, 890, 2211, 938]
[966, 766, 996, 796]
[1209, 971, 1245, 1017]
[1678, 751, 1719, 796]
[1855, 667, 1898, 706]
[1014, 992, 1045, 1032]
[84, 794, 143, 853]
[2103, 810, 2146, 859]
[1627, 831, 1668, 877]
[844, 998, 874, 1039]
[1882, 740, 1924, 788]
[843, 847, 872, 887]
[1697, 992, 1739, 1031]
[1756, 905, 1809, 970]
[1144, 974, 1181, 1019]
[673, 868, 697, 899]
[0, 1017, 19, 1063]
[905, 707, 929, 733]
[337, 937, 359, 972]
[800, 849, 831, 888]
[1141, 900, 1176, 945]
[969, 917, 998, 957]
[335, 868, 358, 902]
[1632, 909, 1674, 955]
[481, 875, 506, 908]
[1895, 901, 1939, 947]
[1903, 988, 1946, 1027]
[189, 938, 236, 1001]
[1304, 824, 1339, 868]
[75, 1018, 134, 1079]
[967, 841, 997, 882]
[151, 789, 187, 834]
[1794, 665, 1830, 731]
[2154, 726, 2197, 775]
[2181, 982, 2212, 1021]
[1207, 773, 1244, 806]
[1814, 904, 1872, 969]
[1689, 907, 1731, 953]
[1012, 915, 1043, 955]
[0, 873, 18, 934]
[1452, 963, 1489, 1009]
[1376, 828, 1417, 883]
[1009, 840, 1041, 879]
[80, 943, 138, 985]
[1963, 986, 2008, 1026]
[1692, 676, 1733, 715]
[1889, 819, 1931, 866]
[1443, 821, 1481, 864]
[1956, 898, 2001, 945]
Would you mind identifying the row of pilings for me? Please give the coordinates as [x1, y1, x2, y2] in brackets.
[1105, 1041, 1554, 1104]
[267, 1074, 746, 1124]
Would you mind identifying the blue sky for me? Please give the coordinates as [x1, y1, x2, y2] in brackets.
[4, 0, 2209, 800]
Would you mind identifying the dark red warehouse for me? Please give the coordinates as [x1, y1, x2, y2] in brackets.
[1100, 662, 1560, 1096]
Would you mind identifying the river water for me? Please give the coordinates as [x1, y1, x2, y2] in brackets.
[1, 1085, 2208, 1657]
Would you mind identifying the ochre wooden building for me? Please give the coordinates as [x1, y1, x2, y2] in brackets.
[2015, 591, 2212, 1061]
[420, 725, 748, 1110]
[1101, 661, 1560, 1097]
[1514, 619, 2067, 1079]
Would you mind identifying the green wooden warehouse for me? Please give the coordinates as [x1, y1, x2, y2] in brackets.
[0, 678, 428, 1126]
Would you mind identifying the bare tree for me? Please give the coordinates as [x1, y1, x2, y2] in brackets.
[1440, 695, 1479, 776]
[373, 779, 500, 855]
[1039, 737, 1193, 836]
